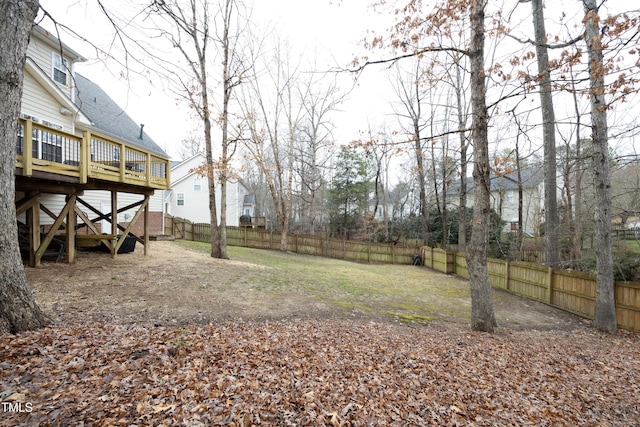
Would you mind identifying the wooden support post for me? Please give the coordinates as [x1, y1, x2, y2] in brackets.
[24, 120, 33, 177]
[146, 153, 152, 187]
[81, 131, 90, 183]
[35, 197, 74, 262]
[26, 193, 40, 267]
[66, 195, 76, 263]
[144, 194, 150, 256]
[111, 191, 118, 258]
[120, 144, 126, 183]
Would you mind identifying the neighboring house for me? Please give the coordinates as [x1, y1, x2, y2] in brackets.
[167, 153, 251, 226]
[241, 194, 257, 218]
[369, 198, 394, 223]
[448, 166, 544, 236]
[15, 25, 170, 265]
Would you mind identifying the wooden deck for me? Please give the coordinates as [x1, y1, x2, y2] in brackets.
[15, 118, 170, 191]
[14, 118, 171, 267]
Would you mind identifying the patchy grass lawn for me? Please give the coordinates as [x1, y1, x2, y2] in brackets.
[172, 240, 576, 328]
[5, 241, 637, 426]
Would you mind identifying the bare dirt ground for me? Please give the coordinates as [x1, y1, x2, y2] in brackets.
[26, 241, 583, 330]
[7, 242, 638, 426]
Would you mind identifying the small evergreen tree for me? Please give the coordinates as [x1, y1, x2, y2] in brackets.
[328, 147, 374, 239]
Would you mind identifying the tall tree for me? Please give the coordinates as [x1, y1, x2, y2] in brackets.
[240, 39, 300, 251]
[0, 0, 50, 334]
[582, 0, 616, 334]
[530, 0, 559, 268]
[467, 0, 497, 332]
[361, 0, 497, 331]
[452, 53, 470, 252]
[151, 0, 246, 259]
[390, 59, 431, 245]
[294, 75, 342, 235]
[217, 0, 247, 259]
[151, 0, 222, 257]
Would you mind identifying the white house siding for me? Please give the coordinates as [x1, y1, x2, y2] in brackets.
[489, 188, 542, 235]
[27, 32, 75, 99]
[171, 177, 241, 226]
[21, 71, 75, 133]
[169, 154, 243, 226]
[170, 155, 204, 183]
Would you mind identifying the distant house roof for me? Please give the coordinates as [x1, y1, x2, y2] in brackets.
[448, 166, 543, 194]
[243, 194, 256, 205]
[74, 73, 168, 159]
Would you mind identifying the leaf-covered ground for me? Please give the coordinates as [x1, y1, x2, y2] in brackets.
[1, 320, 638, 426]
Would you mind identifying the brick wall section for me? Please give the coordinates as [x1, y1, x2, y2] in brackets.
[122, 211, 163, 236]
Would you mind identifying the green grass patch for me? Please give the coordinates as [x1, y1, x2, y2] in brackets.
[624, 240, 640, 255]
[173, 240, 472, 323]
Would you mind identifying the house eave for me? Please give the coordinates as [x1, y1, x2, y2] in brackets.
[31, 25, 86, 63]
[24, 58, 91, 125]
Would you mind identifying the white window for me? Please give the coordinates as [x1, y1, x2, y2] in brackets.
[52, 52, 68, 85]
[40, 129, 62, 163]
[194, 177, 202, 191]
[177, 193, 185, 206]
[505, 190, 514, 203]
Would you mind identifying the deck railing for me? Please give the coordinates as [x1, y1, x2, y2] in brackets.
[15, 118, 170, 190]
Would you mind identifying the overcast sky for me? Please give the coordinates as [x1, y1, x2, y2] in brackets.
[37, 0, 389, 159]
[36, 0, 639, 163]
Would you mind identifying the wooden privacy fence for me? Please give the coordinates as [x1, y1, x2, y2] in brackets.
[164, 216, 420, 265]
[421, 246, 640, 331]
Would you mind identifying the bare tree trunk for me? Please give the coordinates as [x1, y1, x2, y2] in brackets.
[467, 0, 497, 332]
[583, 0, 616, 334]
[0, 0, 51, 334]
[531, 0, 559, 268]
[454, 58, 468, 252]
[201, 37, 221, 259]
[417, 136, 430, 246]
[217, 0, 236, 260]
[152, 0, 223, 258]
[569, 65, 584, 268]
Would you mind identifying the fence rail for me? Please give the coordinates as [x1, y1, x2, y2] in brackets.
[421, 246, 640, 331]
[165, 215, 420, 265]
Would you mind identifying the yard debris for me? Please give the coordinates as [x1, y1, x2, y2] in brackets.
[0, 320, 638, 426]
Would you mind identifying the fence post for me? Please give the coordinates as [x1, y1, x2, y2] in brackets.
[546, 266, 553, 304]
[505, 261, 510, 290]
[451, 251, 456, 274]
